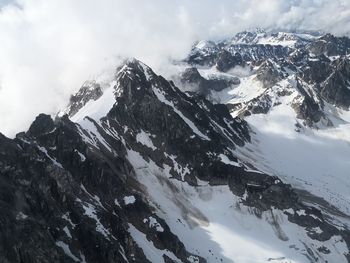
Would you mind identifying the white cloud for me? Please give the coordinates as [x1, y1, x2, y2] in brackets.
[0, 0, 349, 137]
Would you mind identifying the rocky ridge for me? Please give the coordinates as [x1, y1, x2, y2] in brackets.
[179, 30, 350, 130]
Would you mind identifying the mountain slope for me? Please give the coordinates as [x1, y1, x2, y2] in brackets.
[175, 30, 350, 220]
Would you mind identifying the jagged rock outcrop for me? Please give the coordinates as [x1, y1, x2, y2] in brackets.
[65, 81, 103, 117]
[177, 67, 240, 97]
[216, 50, 243, 72]
[308, 34, 350, 56]
[319, 58, 350, 109]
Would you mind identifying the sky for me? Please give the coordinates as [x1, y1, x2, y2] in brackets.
[0, 0, 11, 7]
[0, 0, 350, 137]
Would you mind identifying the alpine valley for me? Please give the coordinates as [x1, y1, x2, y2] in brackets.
[1, 30, 350, 263]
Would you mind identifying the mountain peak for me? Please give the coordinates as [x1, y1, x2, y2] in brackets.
[114, 58, 156, 97]
[117, 58, 154, 80]
[27, 113, 55, 137]
[59, 58, 158, 122]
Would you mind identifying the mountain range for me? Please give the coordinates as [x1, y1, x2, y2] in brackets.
[1, 29, 350, 263]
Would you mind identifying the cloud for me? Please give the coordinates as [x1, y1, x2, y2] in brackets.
[0, 0, 349, 137]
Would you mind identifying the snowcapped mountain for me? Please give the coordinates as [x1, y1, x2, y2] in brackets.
[177, 30, 350, 219]
[1, 31, 350, 263]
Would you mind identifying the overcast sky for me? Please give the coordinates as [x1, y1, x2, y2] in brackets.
[0, 0, 349, 137]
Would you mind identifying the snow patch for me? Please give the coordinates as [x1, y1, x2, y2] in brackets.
[114, 199, 121, 207]
[126, 146, 349, 263]
[62, 212, 76, 229]
[128, 224, 182, 263]
[238, 99, 350, 216]
[136, 130, 156, 150]
[16, 212, 28, 220]
[75, 150, 86, 162]
[82, 203, 110, 239]
[143, 216, 164, 232]
[37, 146, 63, 168]
[123, 195, 136, 205]
[218, 154, 240, 167]
[63, 226, 72, 239]
[71, 80, 117, 122]
[55, 241, 79, 262]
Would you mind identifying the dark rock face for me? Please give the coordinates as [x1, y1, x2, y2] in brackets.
[247, 94, 273, 115]
[0, 112, 205, 263]
[26, 113, 56, 137]
[216, 50, 243, 72]
[227, 44, 291, 62]
[178, 67, 207, 94]
[65, 81, 103, 116]
[0, 116, 149, 263]
[255, 60, 282, 88]
[289, 79, 326, 126]
[178, 67, 240, 97]
[186, 41, 219, 67]
[302, 56, 332, 84]
[308, 34, 350, 56]
[319, 58, 350, 109]
[180, 67, 203, 84]
[292, 96, 324, 127]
